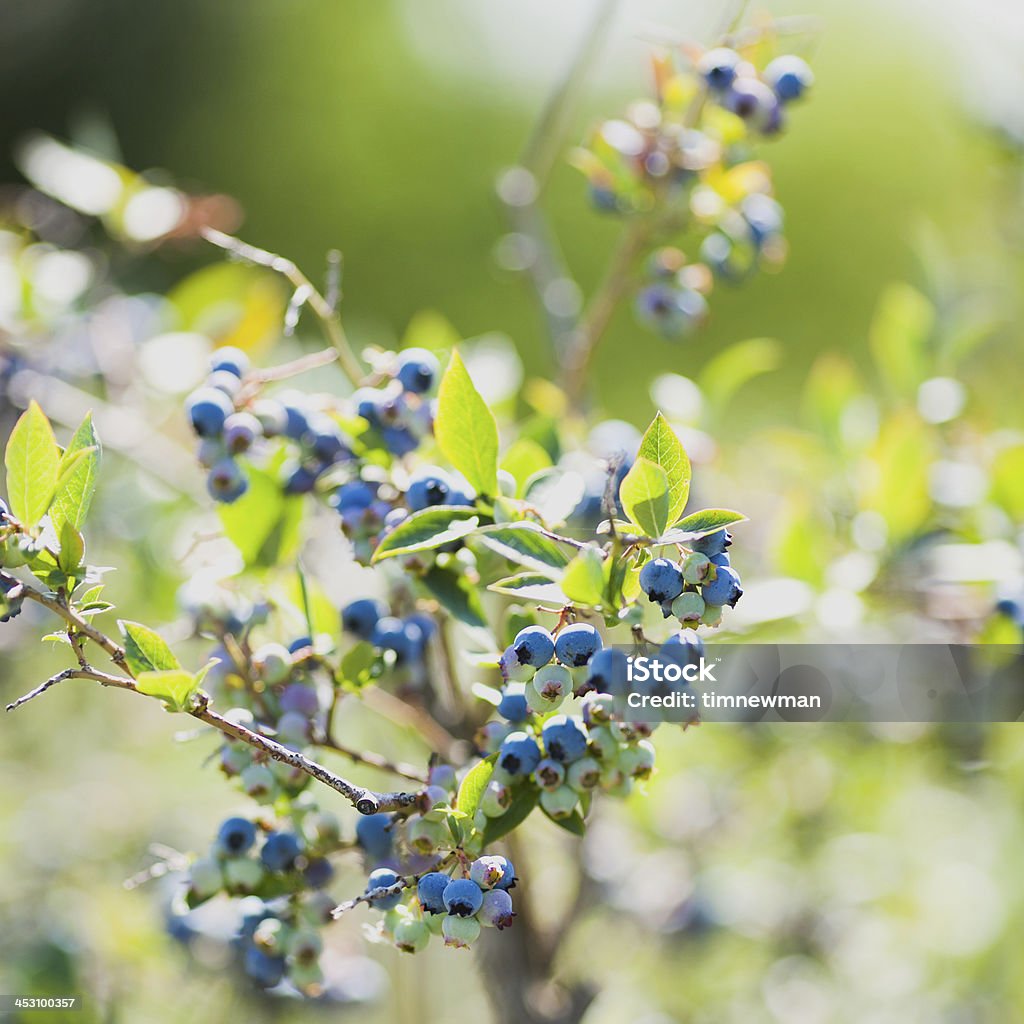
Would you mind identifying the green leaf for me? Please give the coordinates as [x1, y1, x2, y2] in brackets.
[455, 754, 497, 816]
[401, 309, 461, 352]
[698, 337, 781, 408]
[56, 521, 85, 574]
[4, 401, 61, 529]
[49, 414, 102, 536]
[421, 566, 487, 628]
[869, 283, 934, 395]
[476, 523, 572, 575]
[541, 806, 586, 836]
[219, 463, 303, 569]
[434, 349, 499, 497]
[118, 620, 181, 675]
[76, 584, 104, 606]
[488, 573, 568, 604]
[991, 445, 1024, 521]
[372, 506, 479, 562]
[619, 457, 670, 538]
[637, 412, 691, 527]
[135, 669, 199, 713]
[338, 642, 380, 690]
[523, 469, 586, 526]
[482, 787, 539, 844]
[500, 439, 552, 495]
[561, 547, 606, 607]
[663, 509, 747, 541]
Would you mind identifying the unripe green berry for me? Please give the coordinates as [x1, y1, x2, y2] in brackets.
[442, 914, 481, 949]
[188, 856, 223, 900]
[407, 816, 449, 855]
[587, 725, 619, 761]
[241, 763, 277, 802]
[540, 785, 579, 820]
[393, 917, 431, 953]
[254, 917, 289, 954]
[480, 779, 512, 817]
[223, 856, 264, 893]
[253, 642, 292, 685]
[287, 929, 323, 965]
[305, 811, 341, 847]
[566, 757, 602, 792]
[220, 744, 251, 777]
[701, 604, 723, 627]
[619, 740, 656, 779]
[288, 962, 324, 995]
[671, 591, 706, 624]
[681, 552, 711, 584]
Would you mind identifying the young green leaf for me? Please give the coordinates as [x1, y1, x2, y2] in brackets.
[434, 349, 499, 497]
[661, 508, 747, 541]
[118, 620, 181, 675]
[135, 669, 199, 713]
[561, 547, 606, 607]
[619, 457, 670, 538]
[218, 463, 303, 569]
[476, 523, 572, 575]
[455, 753, 497, 816]
[49, 413, 101, 536]
[488, 573, 568, 604]
[421, 566, 488, 629]
[500, 438, 552, 495]
[637, 412, 691, 527]
[371, 506, 479, 562]
[56, 521, 85, 574]
[4, 401, 61, 529]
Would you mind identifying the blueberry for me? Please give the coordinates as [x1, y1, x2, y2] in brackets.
[253, 643, 292, 684]
[443, 878, 484, 917]
[287, 635, 313, 654]
[275, 710, 309, 745]
[442, 914, 481, 949]
[671, 592, 705, 623]
[372, 616, 424, 664]
[566, 757, 601, 792]
[497, 732, 541, 777]
[534, 758, 565, 790]
[216, 817, 257, 857]
[186, 387, 234, 438]
[282, 462, 319, 495]
[396, 348, 440, 394]
[280, 683, 319, 716]
[333, 480, 376, 514]
[476, 720, 512, 755]
[355, 813, 393, 860]
[697, 47, 741, 90]
[764, 54, 814, 102]
[741, 193, 784, 247]
[381, 426, 419, 457]
[540, 785, 579, 820]
[418, 871, 451, 914]
[469, 856, 510, 890]
[639, 558, 684, 605]
[481, 779, 512, 817]
[394, 917, 431, 953]
[701, 565, 743, 607]
[541, 715, 589, 763]
[691, 529, 732, 557]
[250, 399, 288, 437]
[223, 412, 261, 455]
[0, 575, 24, 622]
[342, 597, 388, 640]
[479, 888, 515, 929]
[635, 284, 706, 338]
[188, 856, 224, 900]
[365, 867, 403, 910]
[207, 370, 242, 398]
[354, 388, 384, 425]
[308, 418, 350, 463]
[723, 78, 779, 128]
[407, 469, 451, 511]
[405, 611, 438, 642]
[497, 684, 530, 723]
[210, 346, 249, 378]
[428, 764, 458, 791]
[583, 648, 629, 696]
[554, 623, 603, 667]
[661, 631, 705, 668]
[282, 404, 311, 442]
[489, 855, 516, 890]
[447, 488, 474, 507]
[302, 857, 335, 889]
[996, 598, 1023, 622]
[511, 625, 555, 668]
[244, 947, 286, 988]
[710, 551, 731, 568]
[260, 831, 302, 872]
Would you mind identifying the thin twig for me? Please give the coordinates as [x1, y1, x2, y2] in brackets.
[319, 734, 428, 784]
[201, 227, 364, 386]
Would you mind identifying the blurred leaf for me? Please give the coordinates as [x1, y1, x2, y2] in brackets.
[619, 457, 670, 538]
[136, 669, 198, 713]
[869, 283, 934, 395]
[119, 620, 181, 675]
[561, 547, 606, 607]
[435, 349, 499, 497]
[990, 445, 1024, 521]
[698, 337, 781, 408]
[455, 754, 496, 816]
[372, 507, 479, 562]
[523, 469, 585, 526]
[219, 465, 303, 569]
[488, 573, 567, 605]
[482, 787, 538, 844]
[802, 353, 862, 443]
[500, 439, 552, 495]
[476, 523, 571, 575]
[402, 309, 461, 352]
[421, 565, 487, 628]
[860, 409, 933, 541]
[770, 498, 832, 586]
[283, 571, 337, 637]
[50, 414, 101, 537]
[540, 805, 586, 836]
[5, 401, 60, 529]
[667, 509, 747, 540]
[338, 642, 379, 690]
[637, 413, 690, 526]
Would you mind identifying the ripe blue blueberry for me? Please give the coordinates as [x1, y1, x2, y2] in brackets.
[250, 399, 288, 437]
[701, 565, 743, 607]
[365, 867, 403, 910]
[764, 54, 814, 102]
[355, 813, 393, 860]
[282, 462, 319, 495]
[342, 597, 387, 640]
[303, 857, 335, 889]
[534, 758, 566, 789]
[497, 732, 541, 776]
[244, 946, 286, 988]
[207, 370, 242, 398]
[396, 348, 440, 394]
[996, 598, 1023, 622]
[280, 684, 318, 717]
[511, 625, 555, 668]
[691, 529, 731, 557]
[443, 878, 484, 917]
[381, 426, 418, 456]
[639, 558, 685, 605]
[282, 404, 311, 442]
[0, 575, 24, 622]
[479, 888, 515, 929]
[582, 648, 629, 696]
[662, 630, 705, 667]
[723, 78, 779, 129]
[308, 418, 350, 463]
[223, 412, 261, 454]
[333, 480, 376, 514]
[216, 817, 257, 857]
[741, 193, 784, 248]
[209, 346, 249, 378]
[469, 855, 509, 890]
[372, 616, 424, 664]
[542, 715, 589, 763]
[186, 387, 234, 438]
[489, 855, 516, 890]
[407, 469, 451, 511]
[260, 831, 302, 872]
[697, 47, 741, 90]
[554, 623, 603, 668]
[417, 871, 451, 914]
[497, 684, 530, 723]
[710, 552, 730, 568]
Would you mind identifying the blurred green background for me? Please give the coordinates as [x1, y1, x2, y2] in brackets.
[2, 0, 1024, 1021]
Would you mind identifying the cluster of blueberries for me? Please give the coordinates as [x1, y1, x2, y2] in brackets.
[184, 814, 342, 993]
[637, 528, 742, 626]
[362, 855, 516, 952]
[341, 596, 435, 672]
